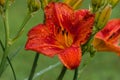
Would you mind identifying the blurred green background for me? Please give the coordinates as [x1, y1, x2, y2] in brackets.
[0, 0, 120, 80]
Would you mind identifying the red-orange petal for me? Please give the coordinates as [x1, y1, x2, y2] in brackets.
[45, 2, 74, 32]
[73, 10, 95, 45]
[45, 2, 59, 26]
[93, 19, 120, 55]
[58, 45, 82, 69]
[45, 3, 95, 45]
[25, 24, 63, 57]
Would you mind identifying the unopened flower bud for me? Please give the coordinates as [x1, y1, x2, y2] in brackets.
[27, 0, 41, 13]
[91, 0, 104, 12]
[108, 0, 119, 8]
[95, 5, 112, 29]
[64, 0, 73, 5]
[92, 0, 102, 6]
[64, 0, 83, 9]
[91, 0, 103, 7]
[0, 0, 5, 6]
[40, 0, 48, 9]
[72, 0, 83, 9]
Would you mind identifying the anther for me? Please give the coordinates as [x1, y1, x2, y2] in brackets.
[57, 27, 61, 33]
[62, 30, 65, 35]
[66, 32, 68, 36]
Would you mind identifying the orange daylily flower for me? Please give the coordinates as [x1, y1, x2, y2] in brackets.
[93, 19, 120, 56]
[25, 2, 94, 69]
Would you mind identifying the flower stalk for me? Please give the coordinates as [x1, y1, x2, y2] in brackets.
[11, 0, 41, 43]
[11, 12, 32, 43]
[7, 57, 16, 80]
[0, 0, 10, 76]
[28, 53, 40, 80]
[73, 68, 78, 80]
[57, 66, 67, 80]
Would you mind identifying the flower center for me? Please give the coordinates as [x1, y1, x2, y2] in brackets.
[55, 27, 73, 48]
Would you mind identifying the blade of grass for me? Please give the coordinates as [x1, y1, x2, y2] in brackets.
[24, 62, 61, 80]
[33, 62, 61, 80]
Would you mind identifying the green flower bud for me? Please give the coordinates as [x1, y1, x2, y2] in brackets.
[64, 0, 83, 9]
[91, 0, 110, 12]
[108, 0, 120, 8]
[91, 0, 103, 10]
[40, 0, 48, 9]
[92, 0, 102, 6]
[72, 0, 83, 9]
[95, 5, 112, 29]
[27, 0, 41, 13]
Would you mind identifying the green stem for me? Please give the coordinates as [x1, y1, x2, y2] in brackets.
[82, 29, 98, 55]
[57, 66, 67, 80]
[28, 53, 40, 80]
[0, 0, 10, 77]
[7, 57, 16, 80]
[73, 68, 78, 80]
[0, 49, 9, 77]
[0, 39, 16, 80]
[12, 12, 32, 42]
[3, 2, 9, 48]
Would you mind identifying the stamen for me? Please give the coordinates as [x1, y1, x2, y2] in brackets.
[56, 27, 73, 48]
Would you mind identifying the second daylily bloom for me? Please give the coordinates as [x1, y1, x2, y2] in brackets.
[25, 2, 94, 69]
[93, 19, 120, 55]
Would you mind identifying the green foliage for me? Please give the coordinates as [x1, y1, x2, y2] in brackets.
[0, 0, 120, 80]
